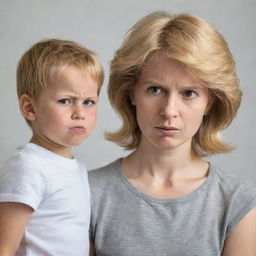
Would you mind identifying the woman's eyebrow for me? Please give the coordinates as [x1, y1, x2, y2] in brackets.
[140, 79, 164, 86]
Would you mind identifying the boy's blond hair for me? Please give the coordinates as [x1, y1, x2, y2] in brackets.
[106, 11, 242, 156]
[17, 38, 104, 100]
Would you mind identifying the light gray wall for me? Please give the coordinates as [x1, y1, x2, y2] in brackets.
[0, 0, 255, 183]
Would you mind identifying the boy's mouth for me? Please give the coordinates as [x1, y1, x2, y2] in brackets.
[70, 126, 85, 132]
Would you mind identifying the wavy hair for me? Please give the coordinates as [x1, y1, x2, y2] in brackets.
[106, 11, 242, 156]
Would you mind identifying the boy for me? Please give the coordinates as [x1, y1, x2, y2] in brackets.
[0, 39, 104, 256]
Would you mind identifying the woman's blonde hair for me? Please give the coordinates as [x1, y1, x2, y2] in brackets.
[106, 11, 242, 156]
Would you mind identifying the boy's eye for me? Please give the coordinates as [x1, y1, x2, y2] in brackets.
[183, 90, 198, 98]
[83, 99, 95, 106]
[58, 99, 71, 104]
[147, 86, 162, 94]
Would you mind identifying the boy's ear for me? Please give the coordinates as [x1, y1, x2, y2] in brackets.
[19, 94, 37, 121]
[130, 94, 136, 106]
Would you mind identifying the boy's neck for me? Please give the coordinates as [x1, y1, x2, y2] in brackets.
[30, 136, 73, 159]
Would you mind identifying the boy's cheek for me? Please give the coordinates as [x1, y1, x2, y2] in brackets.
[87, 108, 98, 120]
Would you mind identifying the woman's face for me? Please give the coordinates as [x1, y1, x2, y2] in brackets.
[133, 53, 210, 152]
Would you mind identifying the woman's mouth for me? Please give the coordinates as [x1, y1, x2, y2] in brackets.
[155, 126, 180, 135]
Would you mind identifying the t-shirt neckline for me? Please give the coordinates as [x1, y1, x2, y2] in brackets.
[114, 158, 216, 205]
[24, 143, 79, 166]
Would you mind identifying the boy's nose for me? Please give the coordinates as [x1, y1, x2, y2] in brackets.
[71, 107, 85, 120]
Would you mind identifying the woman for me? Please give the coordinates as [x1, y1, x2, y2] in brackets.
[89, 11, 256, 255]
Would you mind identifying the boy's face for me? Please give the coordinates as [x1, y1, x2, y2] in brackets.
[30, 66, 99, 157]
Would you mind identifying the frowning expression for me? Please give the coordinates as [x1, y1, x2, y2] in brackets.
[31, 65, 99, 152]
[133, 53, 210, 151]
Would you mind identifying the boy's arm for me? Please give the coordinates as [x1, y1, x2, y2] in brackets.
[222, 207, 256, 256]
[0, 202, 34, 256]
[89, 241, 96, 256]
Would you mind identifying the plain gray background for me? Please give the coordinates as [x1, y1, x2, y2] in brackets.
[0, 0, 255, 183]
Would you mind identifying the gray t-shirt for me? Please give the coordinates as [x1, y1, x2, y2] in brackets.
[89, 159, 256, 256]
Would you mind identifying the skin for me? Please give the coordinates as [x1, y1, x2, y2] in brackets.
[28, 65, 99, 158]
[89, 241, 96, 256]
[125, 53, 210, 198]
[222, 207, 256, 255]
[133, 53, 210, 154]
[0, 203, 33, 256]
[0, 65, 99, 255]
[90, 53, 256, 255]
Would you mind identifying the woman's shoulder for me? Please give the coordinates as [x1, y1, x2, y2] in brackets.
[211, 162, 256, 203]
[210, 163, 256, 236]
[88, 158, 121, 187]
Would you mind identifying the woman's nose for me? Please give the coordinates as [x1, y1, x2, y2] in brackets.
[160, 95, 179, 119]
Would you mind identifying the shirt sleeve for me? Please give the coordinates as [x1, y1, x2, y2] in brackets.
[0, 154, 49, 210]
[226, 180, 256, 236]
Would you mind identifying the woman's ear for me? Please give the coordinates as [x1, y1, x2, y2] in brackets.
[19, 94, 37, 121]
[204, 92, 215, 115]
[204, 103, 211, 116]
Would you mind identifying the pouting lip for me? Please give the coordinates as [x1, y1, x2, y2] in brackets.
[155, 126, 179, 130]
[70, 126, 85, 130]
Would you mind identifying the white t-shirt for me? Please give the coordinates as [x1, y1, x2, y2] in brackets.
[0, 143, 90, 256]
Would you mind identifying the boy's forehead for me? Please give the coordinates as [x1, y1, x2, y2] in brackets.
[58, 66, 97, 83]
[48, 64, 102, 94]
[42, 67, 99, 95]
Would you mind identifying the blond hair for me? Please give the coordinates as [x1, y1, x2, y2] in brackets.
[106, 11, 242, 156]
[17, 38, 104, 99]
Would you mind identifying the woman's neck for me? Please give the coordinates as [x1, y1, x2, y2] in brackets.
[121, 140, 209, 199]
[122, 139, 207, 182]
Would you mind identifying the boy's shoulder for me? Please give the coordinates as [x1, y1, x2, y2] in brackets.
[0, 144, 50, 209]
[2, 144, 41, 170]
[0, 144, 50, 186]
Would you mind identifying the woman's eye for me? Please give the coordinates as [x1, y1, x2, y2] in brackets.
[183, 90, 198, 98]
[148, 86, 161, 94]
[58, 99, 71, 104]
[83, 99, 95, 106]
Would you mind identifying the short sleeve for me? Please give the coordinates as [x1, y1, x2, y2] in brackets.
[0, 154, 49, 210]
[226, 180, 256, 236]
